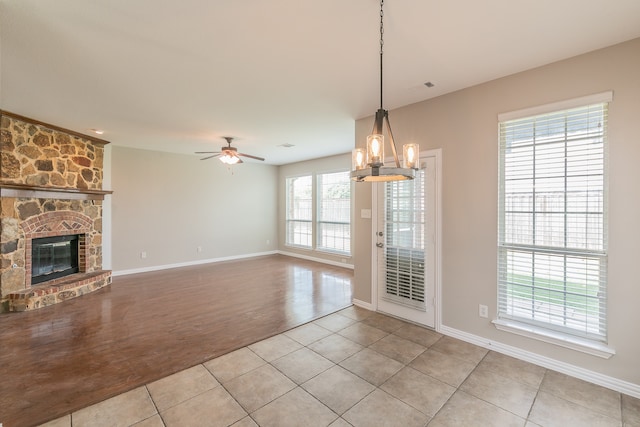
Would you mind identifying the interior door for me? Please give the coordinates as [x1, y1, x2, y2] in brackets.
[376, 155, 436, 327]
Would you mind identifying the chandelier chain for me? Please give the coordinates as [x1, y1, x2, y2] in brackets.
[380, 0, 384, 55]
[379, 0, 384, 110]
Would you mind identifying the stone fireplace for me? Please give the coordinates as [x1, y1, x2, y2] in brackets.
[1, 111, 112, 312]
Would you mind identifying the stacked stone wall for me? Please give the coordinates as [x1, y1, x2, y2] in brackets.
[1, 114, 104, 190]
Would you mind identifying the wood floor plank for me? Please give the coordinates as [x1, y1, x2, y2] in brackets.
[0, 254, 353, 427]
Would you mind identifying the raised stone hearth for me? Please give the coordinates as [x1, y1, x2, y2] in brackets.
[7, 271, 111, 312]
[1, 111, 113, 312]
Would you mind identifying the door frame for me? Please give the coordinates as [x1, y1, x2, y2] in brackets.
[370, 148, 442, 331]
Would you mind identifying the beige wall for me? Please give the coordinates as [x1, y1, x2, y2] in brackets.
[353, 38, 640, 386]
[111, 146, 278, 272]
[277, 153, 353, 266]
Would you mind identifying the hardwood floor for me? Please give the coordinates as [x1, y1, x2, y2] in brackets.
[0, 254, 353, 427]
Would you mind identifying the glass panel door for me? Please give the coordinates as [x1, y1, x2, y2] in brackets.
[376, 155, 435, 327]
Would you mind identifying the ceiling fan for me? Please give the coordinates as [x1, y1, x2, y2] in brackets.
[196, 137, 265, 165]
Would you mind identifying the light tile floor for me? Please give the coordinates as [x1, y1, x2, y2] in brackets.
[40, 307, 640, 427]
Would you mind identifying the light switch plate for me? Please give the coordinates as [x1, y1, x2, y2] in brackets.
[361, 209, 372, 219]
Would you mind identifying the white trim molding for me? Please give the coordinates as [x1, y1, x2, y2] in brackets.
[352, 299, 375, 311]
[277, 250, 354, 269]
[493, 319, 615, 359]
[370, 148, 443, 329]
[113, 251, 278, 277]
[114, 250, 353, 277]
[440, 325, 639, 399]
[498, 91, 613, 122]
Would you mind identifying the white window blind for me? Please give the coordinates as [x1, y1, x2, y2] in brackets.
[498, 100, 608, 342]
[317, 171, 351, 254]
[383, 168, 426, 308]
[285, 175, 313, 248]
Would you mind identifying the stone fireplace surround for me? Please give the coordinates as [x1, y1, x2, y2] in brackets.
[1, 111, 112, 312]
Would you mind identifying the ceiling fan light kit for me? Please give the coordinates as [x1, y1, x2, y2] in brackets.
[196, 136, 265, 165]
[219, 151, 241, 165]
[351, 0, 418, 182]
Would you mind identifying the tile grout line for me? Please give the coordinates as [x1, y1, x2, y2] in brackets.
[211, 375, 252, 424]
[282, 313, 419, 424]
[143, 384, 167, 426]
[294, 316, 377, 424]
[453, 350, 532, 423]
[266, 342, 339, 417]
[526, 374, 545, 424]
[535, 370, 624, 423]
[301, 327, 377, 422]
[338, 318, 534, 425]
[323, 316, 437, 422]
[211, 348, 271, 423]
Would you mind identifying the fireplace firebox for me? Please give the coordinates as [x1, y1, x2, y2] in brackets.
[31, 235, 80, 285]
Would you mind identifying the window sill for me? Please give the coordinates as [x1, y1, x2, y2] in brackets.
[492, 319, 615, 359]
[284, 244, 313, 251]
[316, 248, 351, 257]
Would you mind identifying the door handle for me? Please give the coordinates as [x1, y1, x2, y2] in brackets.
[376, 242, 384, 248]
[377, 231, 383, 237]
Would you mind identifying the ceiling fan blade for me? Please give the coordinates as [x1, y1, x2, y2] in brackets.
[200, 154, 221, 161]
[236, 157, 244, 164]
[238, 153, 265, 161]
[195, 151, 221, 154]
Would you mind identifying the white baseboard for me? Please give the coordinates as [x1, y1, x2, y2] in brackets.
[352, 299, 375, 311]
[277, 250, 354, 269]
[112, 251, 278, 277]
[439, 325, 640, 399]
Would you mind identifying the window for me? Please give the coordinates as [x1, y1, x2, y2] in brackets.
[498, 96, 609, 343]
[286, 175, 313, 248]
[285, 170, 352, 256]
[317, 171, 351, 254]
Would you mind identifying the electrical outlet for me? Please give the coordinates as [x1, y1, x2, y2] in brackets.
[197, 246, 202, 253]
[266, 239, 270, 245]
[479, 304, 488, 318]
[140, 251, 147, 259]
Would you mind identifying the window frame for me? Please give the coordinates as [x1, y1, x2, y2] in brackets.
[285, 174, 313, 249]
[316, 170, 352, 256]
[495, 92, 614, 357]
[284, 169, 352, 256]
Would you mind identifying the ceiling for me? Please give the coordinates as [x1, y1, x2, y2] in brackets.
[2, 1, 640, 165]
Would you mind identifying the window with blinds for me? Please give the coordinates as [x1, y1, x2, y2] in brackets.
[285, 175, 313, 248]
[317, 171, 351, 255]
[498, 98, 608, 342]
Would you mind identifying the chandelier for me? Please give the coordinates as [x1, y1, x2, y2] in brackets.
[351, 0, 419, 182]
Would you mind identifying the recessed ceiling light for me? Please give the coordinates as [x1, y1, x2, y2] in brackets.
[424, 82, 435, 88]
[89, 129, 105, 135]
[278, 143, 295, 148]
